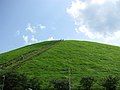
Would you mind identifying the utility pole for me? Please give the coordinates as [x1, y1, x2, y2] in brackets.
[69, 67, 71, 90]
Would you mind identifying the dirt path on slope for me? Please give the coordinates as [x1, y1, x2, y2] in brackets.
[0, 40, 62, 71]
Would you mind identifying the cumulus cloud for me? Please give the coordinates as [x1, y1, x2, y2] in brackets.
[67, 0, 120, 45]
[22, 35, 39, 45]
[66, 0, 87, 19]
[47, 36, 54, 41]
[25, 23, 46, 34]
[22, 23, 46, 45]
[25, 23, 36, 33]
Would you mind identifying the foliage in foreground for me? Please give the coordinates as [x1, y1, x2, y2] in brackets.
[0, 72, 120, 90]
[79, 76, 95, 90]
[51, 79, 69, 90]
[0, 71, 41, 90]
[101, 75, 119, 90]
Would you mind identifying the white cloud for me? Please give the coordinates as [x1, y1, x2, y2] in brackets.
[91, 0, 106, 4]
[22, 35, 38, 45]
[23, 35, 29, 44]
[47, 36, 54, 41]
[75, 25, 95, 39]
[66, 0, 87, 19]
[22, 23, 55, 45]
[102, 31, 120, 45]
[22, 23, 44, 45]
[31, 35, 38, 43]
[67, 0, 120, 45]
[25, 23, 36, 33]
[38, 24, 46, 30]
[90, 0, 119, 5]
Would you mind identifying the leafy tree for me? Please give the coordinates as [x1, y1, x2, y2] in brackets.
[79, 76, 95, 90]
[0, 71, 41, 90]
[27, 78, 41, 90]
[51, 79, 69, 90]
[101, 76, 119, 90]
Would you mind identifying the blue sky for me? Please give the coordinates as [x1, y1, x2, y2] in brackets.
[1, 0, 120, 53]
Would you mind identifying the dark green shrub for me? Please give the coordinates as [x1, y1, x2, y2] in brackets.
[0, 71, 27, 90]
[79, 76, 95, 90]
[0, 71, 41, 90]
[51, 79, 69, 90]
[27, 78, 41, 90]
[101, 76, 119, 90]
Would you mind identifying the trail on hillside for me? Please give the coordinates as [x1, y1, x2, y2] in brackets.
[0, 40, 62, 71]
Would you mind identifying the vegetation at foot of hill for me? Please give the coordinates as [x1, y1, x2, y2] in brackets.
[79, 76, 95, 90]
[0, 72, 120, 90]
[0, 71, 41, 90]
[51, 78, 69, 90]
[101, 75, 119, 90]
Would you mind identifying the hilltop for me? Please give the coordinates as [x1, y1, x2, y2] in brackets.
[0, 40, 120, 89]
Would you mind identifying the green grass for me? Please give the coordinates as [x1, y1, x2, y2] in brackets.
[1, 40, 120, 89]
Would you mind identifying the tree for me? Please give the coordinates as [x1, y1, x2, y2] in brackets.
[0, 71, 41, 90]
[27, 78, 41, 90]
[51, 79, 69, 90]
[101, 75, 119, 90]
[79, 76, 95, 90]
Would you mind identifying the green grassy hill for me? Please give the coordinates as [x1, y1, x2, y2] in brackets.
[0, 40, 120, 89]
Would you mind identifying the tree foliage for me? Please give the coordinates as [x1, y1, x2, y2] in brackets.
[51, 79, 69, 90]
[101, 76, 119, 90]
[0, 71, 41, 90]
[79, 76, 95, 90]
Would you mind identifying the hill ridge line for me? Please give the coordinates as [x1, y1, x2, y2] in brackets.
[0, 40, 63, 70]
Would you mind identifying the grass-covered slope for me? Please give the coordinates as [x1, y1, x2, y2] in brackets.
[0, 40, 120, 88]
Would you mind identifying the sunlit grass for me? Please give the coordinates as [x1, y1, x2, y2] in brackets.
[1, 40, 120, 89]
